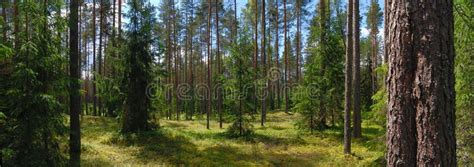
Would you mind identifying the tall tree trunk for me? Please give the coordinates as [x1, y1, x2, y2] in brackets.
[261, 0, 266, 126]
[296, 0, 301, 83]
[283, 0, 289, 113]
[83, 4, 89, 115]
[216, 0, 223, 128]
[92, 0, 97, 116]
[318, 0, 327, 129]
[69, 0, 81, 165]
[352, 0, 361, 138]
[386, 0, 456, 165]
[275, 0, 280, 109]
[184, 0, 189, 120]
[189, 0, 194, 120]
[206, 0, 212, 129]
[166, 1, 172, 120]
[253, 0, 258, 114]
[172, 0, 179, 121]
[344, 0, 353, 154]
[98, 0, 104, 115]
[368, 0, 378, 97]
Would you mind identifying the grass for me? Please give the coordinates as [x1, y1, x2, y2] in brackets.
[80, 111, 385, 166]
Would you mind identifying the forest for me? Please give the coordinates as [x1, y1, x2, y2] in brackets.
[0, 0, 472, 166]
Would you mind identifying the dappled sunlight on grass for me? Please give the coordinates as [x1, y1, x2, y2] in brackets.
[80, 112, 385, 166]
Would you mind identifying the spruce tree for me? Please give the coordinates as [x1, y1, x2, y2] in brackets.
[121, 0, 160, 133]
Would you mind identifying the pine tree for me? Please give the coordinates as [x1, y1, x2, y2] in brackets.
[352, 0, 361, 138]
[260, 0, 266, 126]
[365, 0, 382, 98]
[206, 0, 212, 129]
[344, 0, 353, 154]
[386, 0, 456, 165]
[215, 0, 225, 128]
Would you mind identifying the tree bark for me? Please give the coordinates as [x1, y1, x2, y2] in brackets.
[98, 0, 104, 115]
[253, 0, 258, 114]
[92, 0, 98, 116]
[275, 0, 280, 109]
[189, 0, 195, 120]
[206, 0, 212, 129]
[216, 0, 223, 128]
[261, 0, 266, 126]
[352, 0, 361, 138]
[296, 0, 301, 83]
[284, 0, 289, 113]
[386, 0, 457, 166]
[344, 0, 353, 154]
[69, 0, 81, 165]
[172, 0, 179, 121]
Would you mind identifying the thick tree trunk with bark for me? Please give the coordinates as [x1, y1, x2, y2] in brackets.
[69, 0, 81, 165]
[386, 0, 456, 166]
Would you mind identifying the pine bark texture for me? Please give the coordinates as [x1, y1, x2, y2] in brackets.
[386, 0, 456, 166]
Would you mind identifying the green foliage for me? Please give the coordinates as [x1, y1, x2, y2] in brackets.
[96, 38, 127, 117]
[121, 0, 163, 133]
[454, 0, 474, 164]
[293, 3, 345, 131]
[225, 28, 255, 137]
[368, 64, 387, 127]
[0, 1, 67, 166]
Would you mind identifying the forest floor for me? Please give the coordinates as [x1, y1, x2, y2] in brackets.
[80, 111, 385, 166]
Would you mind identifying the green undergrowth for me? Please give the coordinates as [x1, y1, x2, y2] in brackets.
[80, 111, 385, 166]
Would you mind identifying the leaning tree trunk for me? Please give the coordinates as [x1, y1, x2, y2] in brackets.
[386, 0, 456, 166]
